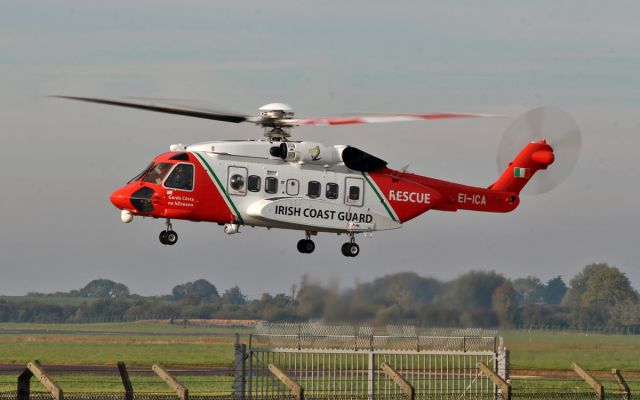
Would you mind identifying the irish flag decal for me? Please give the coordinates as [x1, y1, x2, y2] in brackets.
[514, 167, 530, 178]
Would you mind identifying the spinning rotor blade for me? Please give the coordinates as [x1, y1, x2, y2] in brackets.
[285, 112, 497, 126]
[53, 96, 251, 124]
[497, 107, 581, 194]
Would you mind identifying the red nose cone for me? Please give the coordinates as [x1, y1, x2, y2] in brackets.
[110, 187, 130, 209]
[531, 150, 555, 165]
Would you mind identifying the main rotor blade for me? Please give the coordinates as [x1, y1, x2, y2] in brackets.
[53, 96, 251, 124]
[284, 112, 498, 126]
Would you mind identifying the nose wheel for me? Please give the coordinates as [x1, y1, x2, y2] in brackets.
[159, 219, 178, 245]
[341, 233, 360, 257]
[297, 231, 315, 254]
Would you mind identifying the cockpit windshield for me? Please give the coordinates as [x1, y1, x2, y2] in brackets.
[142, 163, 173, 185]
[128, 163, 153, 183]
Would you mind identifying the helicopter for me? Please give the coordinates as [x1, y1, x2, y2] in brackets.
[55, 96, 581, 257]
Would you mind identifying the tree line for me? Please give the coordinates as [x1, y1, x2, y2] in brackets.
[0, 263, 638, 328]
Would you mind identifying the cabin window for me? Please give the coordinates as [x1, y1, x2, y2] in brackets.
[348, 185, 360, 201]
[142, 163, 173, 185]
[286, 179, 300, 196]
[307, 181, 321, 198]
[265, 177, 278, 194]
[248, 175, 261, 192]
[164, 163, 194, 191]
[326, 183, 339, 199]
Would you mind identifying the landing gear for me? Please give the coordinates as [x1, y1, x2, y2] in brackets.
[159, 219, 178, 245]
[341, 233, 360, 257]
[297, 231, 315, 254]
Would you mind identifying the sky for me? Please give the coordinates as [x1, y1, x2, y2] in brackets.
[1, 1, 638, 297]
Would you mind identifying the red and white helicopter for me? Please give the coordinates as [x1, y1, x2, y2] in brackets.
[56, 97, 580, 257]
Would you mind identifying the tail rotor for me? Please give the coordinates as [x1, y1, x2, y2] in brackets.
[497, 107, 581, 194]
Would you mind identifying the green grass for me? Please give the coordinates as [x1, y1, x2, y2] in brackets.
[0, 374, 234, 393]
[0, 322, 252, 336]
[0, 342, 233, 366]
[502, 330, 640, 372]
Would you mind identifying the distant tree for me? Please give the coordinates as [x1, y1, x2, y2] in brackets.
[222, 286, 247, 305]
[79, 279, 130, 298]
[512, 276, 545, 305]
[543, 276, 567, 305]
[172, 279, 219, 304]
[370, 272, 445, 308]
[564, 263, 639, 327]
[443, 271, 506, 310]
[492, 282, 520, 328]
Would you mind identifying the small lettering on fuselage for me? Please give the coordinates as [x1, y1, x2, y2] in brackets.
[457, 193, 487, 205]
[168, 194, 195, 208]
[274, 205, 373, 223]
[388, 190, 431, 204]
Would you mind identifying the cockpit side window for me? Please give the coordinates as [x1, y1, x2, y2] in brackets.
[142, 163, 173, 185]
[164, 163, 194, 191]
[129, 163, 154, 183]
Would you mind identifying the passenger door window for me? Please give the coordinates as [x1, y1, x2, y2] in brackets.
[227, 166, 248, 196]
[345, 177, 364, 206]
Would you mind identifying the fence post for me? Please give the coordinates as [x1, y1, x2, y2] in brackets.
[478, 362, 511, 400]
[24, 361, 63, 400]
[233, 334, 247, 400]
[368, 351, 375, 400]
[572, 363, 604, 400]
[152, 365, 189, 400]
[117, 362, 134, 400]
[497, 346, 510, 381]
[611, 369, 631, 400]
[380, 362, 414, 400]
[17, 368, 32, 400]
[267, 364, 303, 400]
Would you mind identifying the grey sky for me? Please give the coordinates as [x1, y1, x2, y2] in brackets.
[1, 1, 638, 297]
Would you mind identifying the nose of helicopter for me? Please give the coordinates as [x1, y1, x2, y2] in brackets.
[110, 187, 131, 209]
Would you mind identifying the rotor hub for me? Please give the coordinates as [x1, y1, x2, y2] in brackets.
[259, 103, 294, 120]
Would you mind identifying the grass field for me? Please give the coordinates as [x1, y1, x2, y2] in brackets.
[503, 330, 640, 371]
[0, 323, 639, 393]
[0, 374, 234, 392]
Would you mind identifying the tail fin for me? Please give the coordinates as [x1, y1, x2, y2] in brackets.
[491, 139, 554, 194]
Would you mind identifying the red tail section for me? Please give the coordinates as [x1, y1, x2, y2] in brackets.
[490, 139, 554, 194]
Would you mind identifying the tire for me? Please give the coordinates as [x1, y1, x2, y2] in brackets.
[159, 230, 168, 245]
[165, 230, 178, 245]
[304, 240, 315, 254]
[341, 242, 351, 257]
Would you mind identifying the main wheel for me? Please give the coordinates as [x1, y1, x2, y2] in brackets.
[159, 230, 168, 245]
[164, 230, 178, 245]
[342, 242, 360, 257]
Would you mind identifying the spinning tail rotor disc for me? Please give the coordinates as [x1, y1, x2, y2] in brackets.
[497, 107, 581, 194]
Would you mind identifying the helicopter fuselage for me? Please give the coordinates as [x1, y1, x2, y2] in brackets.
[110, 139, 553, 245]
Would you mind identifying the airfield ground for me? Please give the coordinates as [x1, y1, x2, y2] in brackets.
[0, 322, 638, 392]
